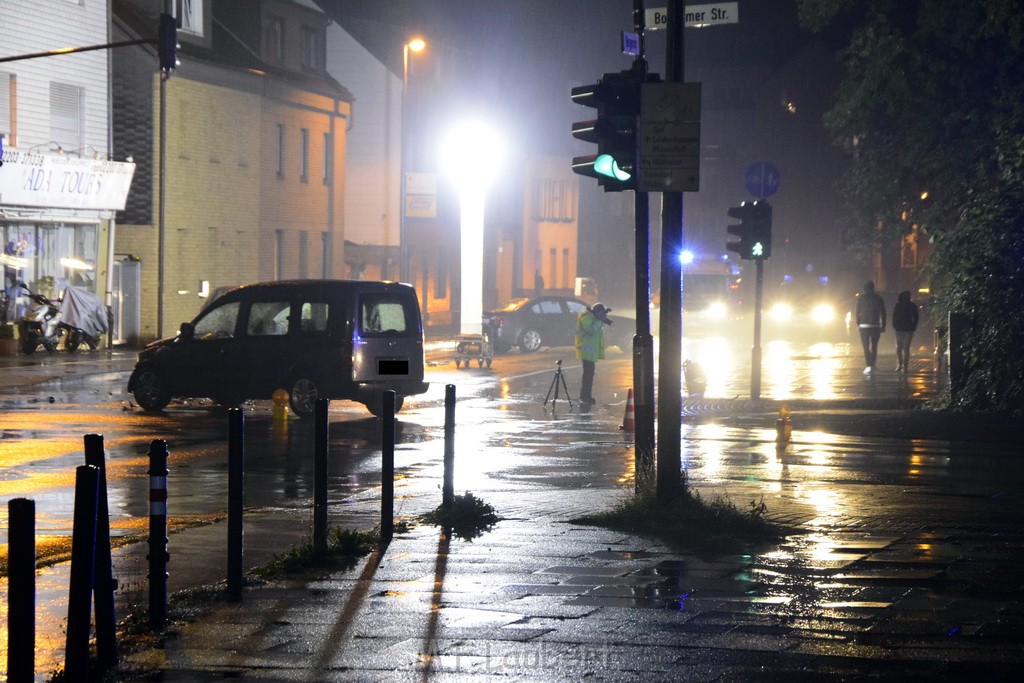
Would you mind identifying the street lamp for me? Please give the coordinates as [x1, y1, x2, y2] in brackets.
[442, 120, 505, 336]
[399, 37, 426, 284]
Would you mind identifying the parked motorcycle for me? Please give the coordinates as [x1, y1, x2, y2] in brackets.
[60, 284, 108, 353]
[17, 282, 65, 354]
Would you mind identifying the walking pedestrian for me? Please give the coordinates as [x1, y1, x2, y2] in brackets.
[892, 290, 919, 373]
[855, 281, 886, 374]
[575, 302, 611, 404]
[534, 269, 544, 294]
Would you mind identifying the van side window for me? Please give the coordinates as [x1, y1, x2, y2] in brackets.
[194, 302, 241, 340]
[360, 295, 409, 335]
[248, 301, 291, 336]
[300, 302, 329, 333]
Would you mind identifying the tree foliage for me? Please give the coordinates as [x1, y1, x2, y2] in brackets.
[798, 0, 1024, 412]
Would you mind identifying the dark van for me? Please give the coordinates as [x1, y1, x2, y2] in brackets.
[127, 280, 428, 417]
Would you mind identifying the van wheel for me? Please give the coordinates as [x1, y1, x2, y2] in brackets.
[134, 367, 171, 411]
[366, 394, 404, 417]
[288, 377, 319, 419]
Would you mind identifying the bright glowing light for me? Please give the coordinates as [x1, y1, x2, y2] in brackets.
[680, 250, 695, 265]
[811, 303, 835, 323]
[704, 301, 727, 319]
[443, 121, 505, 336]
[60, 257, 93, 271]
[407, 37, 426, 53]
[0, 253, 30, 269]
[769, 302, 793, 322]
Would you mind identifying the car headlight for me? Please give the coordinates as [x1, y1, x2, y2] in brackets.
[812, 303, 835, 323]
[769, 302, 793, 322]
[704, 301, 728, 320]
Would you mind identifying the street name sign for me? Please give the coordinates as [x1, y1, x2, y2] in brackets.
[638, 82, 702, 193]
[646, 2, 739, 30]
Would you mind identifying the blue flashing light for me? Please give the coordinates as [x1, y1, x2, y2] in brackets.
[680, 250, 695, 265]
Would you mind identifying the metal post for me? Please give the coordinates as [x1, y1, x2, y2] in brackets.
[442, 384, 456, 509]
[148, 439, 169, 629]
[752, 258, 764, 399]
[7, 498, 35, 682]
[313, 398, 329, 555]
[657, 0, 686, 505]
[380, 390, 396, 545]
[84, 434, 118, 668]
[227, 407, 244, 599]
[632, 0, 656, 493]
[65, 465, 100, 681]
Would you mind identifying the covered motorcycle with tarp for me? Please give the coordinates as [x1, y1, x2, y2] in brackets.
[60, 285, 109, 352]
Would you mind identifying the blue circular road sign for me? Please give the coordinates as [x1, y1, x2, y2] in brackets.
[744, 161, 781, 198]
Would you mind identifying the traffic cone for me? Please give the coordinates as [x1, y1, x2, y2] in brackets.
[619, 388, 635, 432]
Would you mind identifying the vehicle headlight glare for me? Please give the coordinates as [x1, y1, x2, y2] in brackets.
[770, 302, 793, 322]
[705, 301, 727, 319]
[812, 303, 835, 323]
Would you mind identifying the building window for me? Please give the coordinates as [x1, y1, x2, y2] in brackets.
[299, 128, 309, 182]
[298, 231, 309, 279]
[177, 0, 204, 37]
[276, 124, 285, 177]
[321, 232, 331, 278]
[548, 248, 556, 291]
[0, 71, 13, 146]
[263, 15, 284, 64]
[300, 25, 323, 71]
[562, 249, 570, 290]
[49, 82, 83, 153]
[322, 132, 332, 184]
[274, 229, 284, 280]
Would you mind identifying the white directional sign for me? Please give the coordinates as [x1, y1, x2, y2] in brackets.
[638, 82, 702, 193]
[646, 2, 739, 31]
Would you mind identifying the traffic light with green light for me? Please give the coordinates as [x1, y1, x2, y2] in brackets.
[726, 200, 772, 260]
[571, 69, 641, 191]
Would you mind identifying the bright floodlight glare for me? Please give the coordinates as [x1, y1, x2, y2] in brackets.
[679, 250, 695, 265]
[442, 120, 505, 194]
[407, 37, 426, 52]
[443, 120, 505, 336]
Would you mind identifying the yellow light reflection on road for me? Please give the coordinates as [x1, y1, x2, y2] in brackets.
[764, 340, 795, 399]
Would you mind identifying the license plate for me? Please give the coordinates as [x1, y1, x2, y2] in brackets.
[377, 359, 409, 375]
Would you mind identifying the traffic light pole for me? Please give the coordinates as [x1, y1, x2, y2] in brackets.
[656, 0, 685, 505]
[752, 258, 764, 399]
[631, 0, 656, 492]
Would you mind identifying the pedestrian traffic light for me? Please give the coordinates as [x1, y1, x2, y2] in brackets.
[726, 200, 773, 260]
[571, 68, 641, 192]
[159, 13, 179, 72]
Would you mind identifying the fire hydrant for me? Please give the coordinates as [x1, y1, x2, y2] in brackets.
[776, 403, 793, 444]
[272, 388, 289, 423]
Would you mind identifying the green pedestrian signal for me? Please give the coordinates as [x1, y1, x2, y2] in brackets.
[726, 200, 773, 260]
[570, 68, 642, 192]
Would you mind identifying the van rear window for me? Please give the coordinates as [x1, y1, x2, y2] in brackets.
[360, 294, 411, 336]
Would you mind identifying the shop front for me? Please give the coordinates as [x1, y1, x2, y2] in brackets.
[0, 148, 135, 340]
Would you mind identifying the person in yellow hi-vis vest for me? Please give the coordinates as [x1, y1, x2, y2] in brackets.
[575, 302, 612, 404]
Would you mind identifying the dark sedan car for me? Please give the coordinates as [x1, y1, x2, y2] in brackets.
[483, 295, 628, 353]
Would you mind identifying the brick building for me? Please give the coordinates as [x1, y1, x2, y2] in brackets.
[112, 0, 351, 343]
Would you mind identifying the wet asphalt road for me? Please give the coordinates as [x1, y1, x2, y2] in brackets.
[3, 339, 1024, 678]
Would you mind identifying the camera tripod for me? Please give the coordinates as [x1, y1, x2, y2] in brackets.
[543, 359, 574, 411]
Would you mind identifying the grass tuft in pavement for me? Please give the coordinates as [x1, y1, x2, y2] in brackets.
[572, 482, 781, 554]
[252, 526, 377, 579]
[420, 492, 499, 541]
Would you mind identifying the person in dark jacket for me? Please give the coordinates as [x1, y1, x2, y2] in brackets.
[892, 290, 919, 374]
[855, 281, 886, 374]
